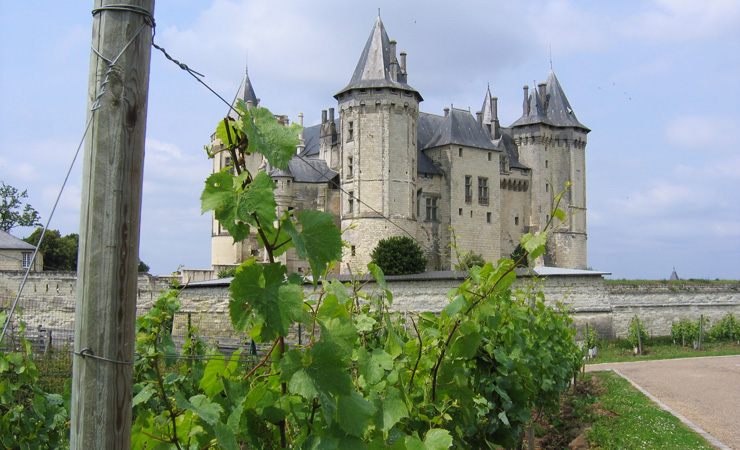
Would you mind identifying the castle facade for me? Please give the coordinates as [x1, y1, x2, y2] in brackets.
[210, 16, 589, 275]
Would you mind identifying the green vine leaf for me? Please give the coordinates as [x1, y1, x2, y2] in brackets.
[521, 232, 547, 261]
[424, 429, 453, 450]
[283, 209, 343, 282]
[338, 392, 377, 437]
[228, 262, 303, 341]
[236, 102, 302, 170]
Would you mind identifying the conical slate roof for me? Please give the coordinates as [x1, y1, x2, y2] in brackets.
[335, 16, 420, 98]
[544, 71, 587, 129]
[511, 70, 588, 131]
[481, 86, 494, 125]
[227, 69, 258, 120]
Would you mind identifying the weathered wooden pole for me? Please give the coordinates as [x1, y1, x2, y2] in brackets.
[70, 1, 154, 448]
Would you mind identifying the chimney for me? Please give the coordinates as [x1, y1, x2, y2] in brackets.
[400, 51, 407, 75]
[389, 40, 399, 81]
[522, 85, 529, 115]
[476, 111, 483, 126]
[329, 107, 335, 123]
[492, 97, 500, 139]
[444, 107, 450, 117]
[297, 112, 305, 154]
[321, 109, 327, 123]
[538, 82, 547, 111]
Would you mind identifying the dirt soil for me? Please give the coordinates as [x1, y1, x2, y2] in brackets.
[526, 375, 604, 450]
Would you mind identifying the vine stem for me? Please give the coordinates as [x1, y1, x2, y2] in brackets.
[243, 339, 279, 380]
[408, 316, 422, 393]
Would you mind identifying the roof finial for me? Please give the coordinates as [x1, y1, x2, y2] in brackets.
[378, 8, 381, 17]
[245, 49, 249, 75]
[549, 45, 553, 70]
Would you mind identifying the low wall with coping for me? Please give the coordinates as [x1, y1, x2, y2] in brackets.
[2, 270, 738, 342]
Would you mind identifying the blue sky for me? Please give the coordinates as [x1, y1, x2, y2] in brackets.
[1, 1, 739, 279]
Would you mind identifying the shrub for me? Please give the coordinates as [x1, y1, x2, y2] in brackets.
[710, 313, 740, 343]
[628, 315, 649, 352]
[458, 250, 486, 271]
[217, 266, 238, 278]
[510, 243, 529, 268]
[370, 235, 427, 276]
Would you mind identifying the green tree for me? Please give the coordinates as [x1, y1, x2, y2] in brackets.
[0, 182, 41, 232]
[511, 243, 530, 267]
[23, 228, 78, 271]
[457, 250, 485, 271]
[370, 235, 427, 275]
[138, 260, 150, 273]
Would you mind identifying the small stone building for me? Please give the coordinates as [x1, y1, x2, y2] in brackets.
[0, 230, 43, 272]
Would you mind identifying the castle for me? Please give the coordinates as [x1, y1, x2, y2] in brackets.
[210, 15, 589, 275]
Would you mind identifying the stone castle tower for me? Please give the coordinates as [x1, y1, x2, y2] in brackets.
[331, 16, 422, 271]
[209, 16, 590, 275]
[511, 73, 589, 268]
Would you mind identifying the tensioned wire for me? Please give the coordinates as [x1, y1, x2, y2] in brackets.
[151, 40, 447, 264]
[0, 6, 153, 347]
[1, 6, 448, 356]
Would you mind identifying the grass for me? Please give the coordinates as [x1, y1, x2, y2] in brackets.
[586, 371, 715, 449]
[587, 337, 740, 364]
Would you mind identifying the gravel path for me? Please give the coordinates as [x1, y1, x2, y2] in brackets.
[587, 355, 740, 449]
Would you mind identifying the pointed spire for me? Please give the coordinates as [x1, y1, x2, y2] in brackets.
[228, 65, 258, 120]
[481, 85, 494, 125]
[335, 15, 420, 99]
[511, 69, 589, 131]
[544, 70, 588, 129]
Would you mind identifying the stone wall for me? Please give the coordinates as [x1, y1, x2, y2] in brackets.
[0, 270, 171, 331]
[3, 270, 738, 343]
[606, 283, 740, 338]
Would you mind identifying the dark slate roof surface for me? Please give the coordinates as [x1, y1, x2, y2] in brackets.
[0, 230, 35, 250]
[421, 108, 498, 151]
[268, 157, 338, 184]
[227, 71, 258, 120]
[511, 70, 588, 130]
[336, 16, 420, 98]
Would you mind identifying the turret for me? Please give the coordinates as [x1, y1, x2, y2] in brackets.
[510, 70, 590, 269]
[333, 15, 422, 272]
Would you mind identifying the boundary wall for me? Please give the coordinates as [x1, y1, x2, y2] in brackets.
[2, 270, 738, 342]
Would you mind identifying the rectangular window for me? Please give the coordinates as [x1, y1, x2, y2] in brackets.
[22, 252, 32, 269]
[347, 156, 353, 178]
[425, 197, 438, 221]
[545, 160, 549, 168]
[348, 191, 354, 213]
[499, 155, 508, 173]
[488, 152, 492, 161]
[464, 176, 472, 203]
[546, 183, 549, 193]
[458, 148, 463, 157]
[458, 208, 463, 216]
[515, 216, 519, 226]
[478, 177, 489, 205]
[486, 212, 492, 224]
[348, 121, 354, 141]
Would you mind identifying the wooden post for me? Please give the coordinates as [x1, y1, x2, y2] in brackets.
[70, 1, 154, 449]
